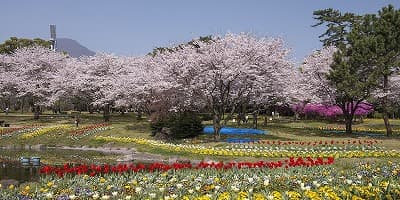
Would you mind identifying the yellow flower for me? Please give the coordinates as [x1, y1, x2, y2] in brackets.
[272, 191, 283, 200]
[100, 177, 106, 183]
[351, 195, 364, 200]
[238, 191, 248, 200]
[217, 192, 230, 200]
[8, 184, 14, 190]
[253, 193, 266, 200]
[47, 181, 54, 187]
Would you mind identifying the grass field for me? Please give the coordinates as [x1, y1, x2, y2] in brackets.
[1, 112, 399, 165]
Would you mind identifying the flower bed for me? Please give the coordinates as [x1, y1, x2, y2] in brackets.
[19, 125, 73, 139]
[95, 136, 400, 159]
[0, 125, 42, 138]
[69, 123, 112, 140]
[39, 157, 334, 177]
[292, 125, 400, 135]
[257, 139, 381, 146]
[1, 161, 399, 199]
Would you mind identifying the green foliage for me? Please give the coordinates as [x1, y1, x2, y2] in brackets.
[373, 112, 383, 119]
[150, 112, 204, 139]
[375, 5, 400, 77]
[313, 8, 361, 46]
[198, 113, 213, 121]
[327, 15, 381, 103]
[148, 35, 213, 56]
[0, 37, 51, 54]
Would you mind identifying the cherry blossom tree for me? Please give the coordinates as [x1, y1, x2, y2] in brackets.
[114, 55, 176, 119]
[4, 46, 68, 119]
[0, 53, 17, 110]
[73, 53, 129, 121]
[155, 33, 293, 140]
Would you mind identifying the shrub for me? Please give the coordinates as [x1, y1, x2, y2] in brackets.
[150, 112, 204, 139]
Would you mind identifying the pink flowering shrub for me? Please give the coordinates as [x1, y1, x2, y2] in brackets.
[292, 102, 373, 119]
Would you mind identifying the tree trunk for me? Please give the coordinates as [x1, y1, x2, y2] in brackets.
[33, 105, 40, 120]
[20, 98, 25, 113]
[88, 104, 94, 114]
[383, 114, 392, 137]
[103, 104, 110, 122]
[213, 113, 221, 141]
[383, 75, 393, 136]
[344, 115, 353, 135]
[253, 111, 258, 129]
[263, 112, 268, 126]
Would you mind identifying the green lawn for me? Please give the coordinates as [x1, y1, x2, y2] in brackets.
[1, 112, 400, 164]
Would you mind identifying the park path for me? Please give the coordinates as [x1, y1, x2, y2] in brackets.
[59, 145, 198, 164]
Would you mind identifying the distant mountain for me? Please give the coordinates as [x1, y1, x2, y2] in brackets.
[56, 38, 95, 58]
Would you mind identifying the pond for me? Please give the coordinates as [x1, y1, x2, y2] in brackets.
[0, 148, 121, 183]
[0, 162, 41, 183]
[0, 148, 120, 165]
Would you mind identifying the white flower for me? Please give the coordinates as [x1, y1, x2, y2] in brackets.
[345, 179, 353, 185]
[215, 185, 220, 191]
[248, 177, 254, 183]
[176, 183, 183, 189]
[263, 179, 270, 186]
[125, 195, 132, 200]
[101, 195, 110, 200]
[112, 191, 118, 196]
[312, 181, 318, 185]
[45, 193, 53, 199]
[188, 189, 194, 194]
[135, 187, 142, 193]
[171, 194, 178, 199]
[231, 185, 240, 192]
[159, 187, 165, 192]
[195, 185, 201, 191]
[69, 195, 76, 200]
[92, 193, 99, 199]
[149, 193, 156, 198]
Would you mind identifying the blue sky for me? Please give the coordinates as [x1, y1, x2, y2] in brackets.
[1, 0, 399, 63]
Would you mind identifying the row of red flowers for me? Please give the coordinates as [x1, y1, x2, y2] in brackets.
[253, 139, 381, 146]
[69, 123, 110, 135]
[0, 125, 41, 136]
[40, 157, 334, 177]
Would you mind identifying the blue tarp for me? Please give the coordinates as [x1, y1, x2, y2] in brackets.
[225, 138, 260, 143]
[203, 126, 266, 135]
